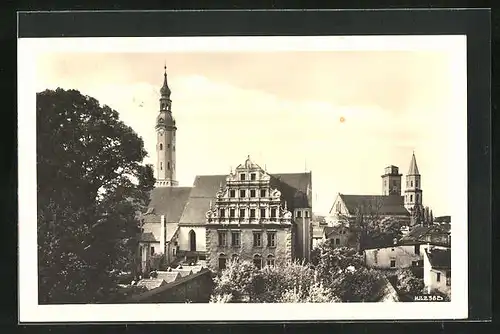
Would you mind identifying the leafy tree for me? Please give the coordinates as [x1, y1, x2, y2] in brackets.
[395, 268, 424, 296]
[37, 88, 155, 304]
[279, 281, 340, 303]
[212, 260, 259, 302]
[330, 267, 385, 302]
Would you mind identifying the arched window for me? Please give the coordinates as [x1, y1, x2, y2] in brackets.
[159, 143, 163, 150]
[189, 230, 196, 252]
[266, 254, 275, 267]
[219, 253, 227, 270]
[253, 254, 262, 269]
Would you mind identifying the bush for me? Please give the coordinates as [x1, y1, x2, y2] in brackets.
[212, 260, 259, 302]
[395, 268, 424, 296]
[331, 267, 384, 302]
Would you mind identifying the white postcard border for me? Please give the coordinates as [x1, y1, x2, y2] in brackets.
[18, 35, 468, 322]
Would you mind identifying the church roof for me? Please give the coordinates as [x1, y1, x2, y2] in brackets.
[407, 152, 420, 175]
[143, 187, 192, 223]
[178, 172, 312, 225]
[339, 194, 410, 216]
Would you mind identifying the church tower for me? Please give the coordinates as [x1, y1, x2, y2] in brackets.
[404, 152, 422, 212]
[381, 165, 402, 196]
[155, 66, 178, 187]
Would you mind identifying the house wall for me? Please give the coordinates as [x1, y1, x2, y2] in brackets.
[205, 225, 293, 271]
[178, 226, 207, 252]
[364, 245, 422, 269]
[294, 216, 312, 262]
[423, 247, 451, 295]
[325, 227, 350, 248]
[126, 269, 214, 303]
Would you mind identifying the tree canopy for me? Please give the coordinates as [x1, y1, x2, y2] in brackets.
[37, 88, 155, 304]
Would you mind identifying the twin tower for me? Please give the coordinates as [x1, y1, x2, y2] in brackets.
[381, 153, 422, 212]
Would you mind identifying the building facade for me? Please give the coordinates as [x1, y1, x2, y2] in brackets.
[205, 157, 294, 270]
[423, 247, 451, 295]
[139, 67, 313, 273]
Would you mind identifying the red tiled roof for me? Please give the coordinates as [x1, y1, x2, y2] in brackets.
[339, 194, 410, 216]
[425, 248, 451, 269]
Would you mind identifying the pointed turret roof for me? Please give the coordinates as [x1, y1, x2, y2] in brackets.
[407, 152, 420, 175]
[160, 65, 171, 97]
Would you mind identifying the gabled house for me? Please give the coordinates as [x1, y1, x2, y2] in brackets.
[423, 248, 451, 295]
[323, 225, 350, 248]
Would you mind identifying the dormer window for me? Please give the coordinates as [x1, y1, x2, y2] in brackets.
[240, 173, 246, 181]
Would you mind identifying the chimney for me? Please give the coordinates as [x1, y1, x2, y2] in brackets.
[160, 215, 166, 255]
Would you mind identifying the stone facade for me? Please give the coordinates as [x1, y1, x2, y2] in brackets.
[204, 156, 295, 271]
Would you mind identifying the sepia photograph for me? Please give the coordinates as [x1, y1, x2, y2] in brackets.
[18, 34, 468, 322]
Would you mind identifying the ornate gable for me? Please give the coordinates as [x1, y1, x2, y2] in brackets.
[205, 156, 292, 225]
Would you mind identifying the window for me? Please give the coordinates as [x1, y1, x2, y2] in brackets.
[167, 162, 171, 170]
[250, 189, 256, 197]
[266, 255, 275, 266]
[159, 143, 163, 150]
[336, 202, 341, 213]
[219, 255, 227, 270]
[239, 209, 246, 218]
[305, 211, 309, 218]
[414, 245, 420, 255]
[412, 261, 418, 267]
[253, 232, 262, 247]
[230, 190, 236, 198]
[240, 173, 246, 181]
[231, 254, 239, 263]
[240, 189, 246, 198]
[231, 232, 241, 247]
[253, 255, 262, 269]
[416, 179, 419, 187]
[335, 238, 340, 245]
[230, 209, 235, 218]
[151, 247, 155, 255]
[251, 173, 256, 181]
[160, 162, 163, 170]
[267, 232, 276, 247]
[436, 272, 441, 282]
[250, 208, 256, 218]
[260, 208, 266, 218]
[390, 259, 396, 268]
[410, 180, 413, 187]
[271, 208, 277, 218]
[220, 208, 225, 218]
[218, 231, 227, 246]
[260, 189, 266, 197]
[410, 194, 413, 202]
[297, 210, 302, 218]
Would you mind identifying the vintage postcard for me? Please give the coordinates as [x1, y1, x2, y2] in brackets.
[18, 35, 467, 322]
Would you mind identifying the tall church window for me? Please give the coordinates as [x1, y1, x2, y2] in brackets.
[159, 143, 163, 150]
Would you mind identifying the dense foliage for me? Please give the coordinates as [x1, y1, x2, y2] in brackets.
[395, 268, 425, 296]
[37, 88, 155, 303]
[210, 260, 339, 303]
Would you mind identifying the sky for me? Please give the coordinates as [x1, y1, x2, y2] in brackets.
[35, 41, 465, 216]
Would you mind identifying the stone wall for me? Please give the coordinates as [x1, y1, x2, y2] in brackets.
[125, 269, 214, 303]
[206, 225, 293, 271]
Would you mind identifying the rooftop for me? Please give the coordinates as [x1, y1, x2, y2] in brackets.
[425, 248, 451, 269]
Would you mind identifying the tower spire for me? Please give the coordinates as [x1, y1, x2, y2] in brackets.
[160, 64, 171, 98]
[407, 151, 420, 175]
